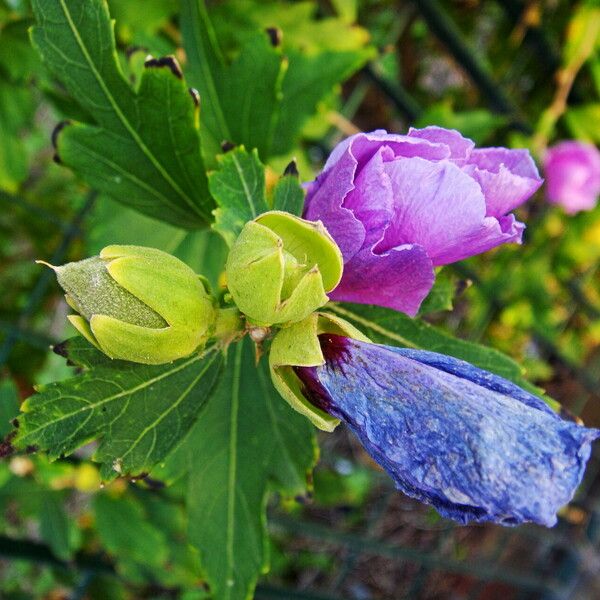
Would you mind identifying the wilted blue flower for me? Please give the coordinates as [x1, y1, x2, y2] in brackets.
[294, 334, 599, 527]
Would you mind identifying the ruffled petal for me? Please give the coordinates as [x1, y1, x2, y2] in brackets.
[465, 148, 543, 217]
[343, 146, 395, 248]
[322, 129, 452, 174]
[304, 144, 366, 261]
[330, 244, 434, 317]
[432, 214, 525, 266]
[379, 157, 491, 265]
[408, 126, 475, 163]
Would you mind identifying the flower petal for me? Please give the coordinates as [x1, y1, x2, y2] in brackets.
[295, 336, 600, 527]
[408, 126, 475, 162]
[379, 157, 491, 265]
[544, 141, 600, 214]
[304, 145, 365, 261]
[343, 146, 395, 248]
[465, 148, 543, 217]
[330, 244, 434, 317]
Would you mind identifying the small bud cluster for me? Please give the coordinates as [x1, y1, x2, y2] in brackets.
[45, 212, 344, 373]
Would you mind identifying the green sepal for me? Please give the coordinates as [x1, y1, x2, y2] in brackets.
[89, 315, 208, 366]
[101, 245, 214, 330]
[50, 245, 217, 365]
[67, 315, 101, 350]
[225, 211, 343, 326]
[269, 311, 369, 431]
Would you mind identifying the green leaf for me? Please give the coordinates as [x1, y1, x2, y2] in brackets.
[209, 0, 370, 53]
[566, 103, 600, 143]
[562, 3, 600, 71]
[161, 337, 316, 600]
[13, 338, 224, 480]
[107, 0, 177, 37]
[329, 303, 546, 398]
[181, 0, 287, 160]
[415, 102, 507, 145]
[418, 270, 457, 316]
[209, 147, 269, 246]
[181, 0, 371, 159]
[271, 48, 372, 155]
[31, 0, 212, 228]
[39, 492, 81, 561]
[94, 493, 168, 568]
[0, 19, 41, 82]
[0, 47, 36, 192]
[0, 379, 20, 438]
[271, 166, 305, 216]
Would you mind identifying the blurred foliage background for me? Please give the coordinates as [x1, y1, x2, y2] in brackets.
[1, 0, 600, 598]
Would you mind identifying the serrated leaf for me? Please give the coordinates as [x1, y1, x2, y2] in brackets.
[209, 147, 269, 246]
[14, 339, 224, 480]
[271, 169, 305, 216]
[161, 337, 316, 600]
[329, 303, 549, 400]
[271, 48, 373, 156]
[207, 0, 373, 153]
[210, 0, 370, 54]
[31, 0, 212, 228]
[181, 0, 371, 160]
[181, 0, 286, 161]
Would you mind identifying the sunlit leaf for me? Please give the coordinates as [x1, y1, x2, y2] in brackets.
[156, 337, 316, 600]
[31, 0, 213, 228]
[12, 338, 224, 480]
[209, 147, 269, 245]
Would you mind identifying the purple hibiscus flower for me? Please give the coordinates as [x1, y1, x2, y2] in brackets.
[304, 127, 542, 316]
[543, 140, 600, 214]
[294, 334, 599, 527]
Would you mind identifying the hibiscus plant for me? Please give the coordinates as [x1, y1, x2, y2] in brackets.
[2, 1, 600, 599]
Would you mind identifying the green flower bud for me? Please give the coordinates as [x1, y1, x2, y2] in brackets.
[269, 312, 369, 431]
[225, 211, 343, 326]
[45, 245, 215, 364]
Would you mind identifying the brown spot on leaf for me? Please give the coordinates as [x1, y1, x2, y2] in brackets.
[283, 159, 299, 177]
[51, 120, 72, 150]
[188, 87, 200, 107]
[221, 140, 236, 153]
[52, 340, 69, 358]
[144, 55, 183, 79]
[0, 431, 16, 459]
[265, 27, 282, 47]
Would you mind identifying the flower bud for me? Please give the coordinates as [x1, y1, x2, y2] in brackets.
[46, 245, 215, 364]
[269, 312, 369, 431]
[225, 211, 343, 326]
